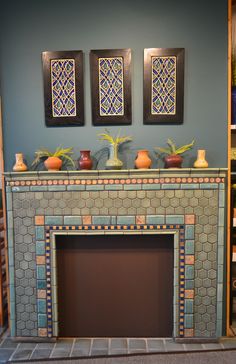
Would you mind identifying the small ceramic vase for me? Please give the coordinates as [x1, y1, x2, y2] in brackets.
[44, 156, 62, 171]
[78, 150, 93, 170]
[194, 150, 208, 168]
[135, 150, 152, 169]
[164, 154, 183, 168]
[106, 144, 123, 170]
[13, 153, 28, 172]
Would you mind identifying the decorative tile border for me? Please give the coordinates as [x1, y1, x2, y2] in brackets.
[34, 215, 196, 339]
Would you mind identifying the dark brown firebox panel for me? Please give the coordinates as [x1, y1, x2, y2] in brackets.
[56, 234, 173, 337]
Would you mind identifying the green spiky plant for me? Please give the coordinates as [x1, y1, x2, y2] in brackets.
[155, 139, 195, 156]
[98, 129, 132, 147]
[31, 146, 75, 168]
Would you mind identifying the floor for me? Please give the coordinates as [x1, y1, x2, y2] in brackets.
[1, 334, 236, 363]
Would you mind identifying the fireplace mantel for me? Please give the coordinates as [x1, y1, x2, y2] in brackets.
[4, 168, 227, 340]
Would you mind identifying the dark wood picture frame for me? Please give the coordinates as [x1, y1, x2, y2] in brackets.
[143, 48, 185, 124]
[42, 50, 84, 127]
[90, 49, 132, 126]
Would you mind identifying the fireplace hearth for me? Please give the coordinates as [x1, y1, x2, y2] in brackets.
[4, 168, 226, 340]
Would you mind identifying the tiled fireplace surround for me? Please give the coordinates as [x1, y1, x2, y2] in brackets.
[4, 168, 226, 341]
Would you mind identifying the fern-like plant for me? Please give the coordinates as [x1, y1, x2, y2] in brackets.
[98, 129, 132, 147]
[155, 139, 195, 156]
[31, 146, 75, 168]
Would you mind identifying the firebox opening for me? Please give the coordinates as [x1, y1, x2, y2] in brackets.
[56, 234, 174, 337]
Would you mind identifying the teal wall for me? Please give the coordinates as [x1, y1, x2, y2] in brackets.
[0, 0, 228, 170]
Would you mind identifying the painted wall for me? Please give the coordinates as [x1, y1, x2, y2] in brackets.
[0, 0, 228, 170]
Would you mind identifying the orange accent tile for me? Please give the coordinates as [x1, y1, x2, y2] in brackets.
[91, 226, 96, 230]
[117, 225, 121, 230]
[120, 179, 125, 184]
[182, 178, 186, 183]
[148, 179, 154, 184]
[187, 178, 192, 183]
[75, 180, 81, 184]
[126, 179, 131, 184]
[64, 180, 69, 185]
[185, 215, 195, 224]
[184, 329, 194, 337]
[104, 179, 109, 184]
[72, 226, 75, 230]
[216, 177, 221, 183]
[69, 180, 75, 185]
[98, 179, 103, 184]
[165, 178, 170, 183]
[97, 225, 102, 230]
[185, 289, 194, 299]
[193, 178, 198, 183]
[185, 255, 194, 265]
[53, 180, 58, 185]
[131, 179, 137, 184]
[48, 180, 53, 185]
[20, 181, 25, 186]
[137, 179, 142, 184]
[38, 328, 47, 337]
[160, 178, 165, 183]
[210, 178, 215, 183]
[92, 180, 97, 185]
[143, 179, 148, 184]
[87, 180, 92, 185]
[115, 179, 120, 184]
[136, 215, 145, 225]
[37, 180, 42, 185]
[35, 216, 45, 226]
[26, 181, 31, 186]
[84, 226, 88, 230]
[42, 180, 47, 185]
[37, 290, 47, 299]
[82, 215, 92, 225]
[204, 177, 209, 183]
[36, 256, 46, 265]
[111, 226, 115, 230]
[81, 180, 86, 185]
[109, 179, 114, 184]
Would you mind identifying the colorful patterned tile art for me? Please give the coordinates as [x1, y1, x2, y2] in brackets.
[99, 57, 124, 116]
[152, 56, 176, 115]
[51, 59, 76, 117]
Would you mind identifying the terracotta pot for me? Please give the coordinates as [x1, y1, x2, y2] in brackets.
[44, 156, 62, 171]
[193, 149, 208, 168]
[13, 153, 28, 172]
[135, 150, 152, 169]
[78, 150, 93, 170]
[164, 154, 183, 168]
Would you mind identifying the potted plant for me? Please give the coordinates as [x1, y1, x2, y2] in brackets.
[31, 146, 75, 171]
[98, 129, 132, 170]
[155, 139, 194, 168]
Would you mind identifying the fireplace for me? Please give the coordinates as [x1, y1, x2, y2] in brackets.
[56, 234, 173, 338]
[4, 168, 226, 340]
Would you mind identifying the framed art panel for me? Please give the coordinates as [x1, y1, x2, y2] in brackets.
[90, 49, 132, 126]
[143, 48, 185, 124]
[42, 51, 84, 127]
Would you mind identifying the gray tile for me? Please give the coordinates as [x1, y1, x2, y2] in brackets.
[51, 349, 70, 358]
[71, 349, 90, 357]
[18, 342, 37, 349]
[30, 349, 52, 359]
[202, 343, 223, 350]
[184, 343, 204, 351]
[36, 342, 56, 349]
[0, 339, 18, 349]
[74, 339, 91, 355]
[147, 339, 165, 352]
[129, 339, 146, 350]
[110, 338, 128, 350]
[221, 339, 236, 349]
[164, 339, 185, 351]
[110, 348, 128, 355]
[90, 349, 108, 356]
[55, 339, 73, 349]
[11, 349, 32, 360]
[0, 348, 15, 361]
[92, 338, 109, 349]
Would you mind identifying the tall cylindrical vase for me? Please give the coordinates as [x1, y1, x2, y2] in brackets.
[105, 144, 123, 170]
[13, 153, 28, 172]
[193, 149, 208, 168]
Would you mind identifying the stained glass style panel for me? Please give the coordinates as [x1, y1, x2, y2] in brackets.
[99, 57, 124, 116]
[151, 56, 176, 115]
[51, 59, 76, 117]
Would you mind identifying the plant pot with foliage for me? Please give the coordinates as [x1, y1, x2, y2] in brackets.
[155, 139, 194, 168]
[31, 146, 75, 171]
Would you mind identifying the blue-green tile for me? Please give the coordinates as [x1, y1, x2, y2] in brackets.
[218, 264, 224, 283]
[166, 215, 184, 225]
[48, 186, 66, 191]
[117, 216, 135, 225]
[7, 211, 13, 229]
[92, 216, 111, 225]
[37, 280, 47, 289]
[219, 190, 225, 207]
[105, 184, 123, 190]
[146, 215, 165, 224]
[64, 216, 82, 225]
[10, 319, 16, 337]
[12, 186, 30, 192]
[38, 314, 47, 328]
[185, 299, 194, 314]
[218, 226, 224, 246]
[185, 265, 194, 280]
[142, 184, 161, 190]
[124, 184, 141, 190]
[200, 183, 218, 189]
[185, 240, 194, 255]
[219, 183, 225, 190]
[67, 185, 86, 191]
[184, 314, 193, 328]
[217, 302, 223, 321]
[180, 184, 199, 189]
[185, 225, 194, 239]
[6, 192, 12, 210]
[111, 216, 116, 224]
[45, 216, 63, 225]
[35, 226, 45, 240]
[218, 208, 225, 227]
[6, 186, 12, 193]
[217, 283, 223, 302]
[30, 186, 48, 192]
[9, 284, 15, 302]
[8, 247, 14, 267]
[37, 266, 46, 280]
[36, 241, 45, 256]
[86, 185, 104, 191]
[7, 228, 14, 248]
[161, 184, 181, 189]
[38, 299, 47, 313]
[218, 246, 224, 265]
[185, 279, 194, 289]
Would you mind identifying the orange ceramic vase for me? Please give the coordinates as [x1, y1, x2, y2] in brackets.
[13, 153, 28, 172]
[44, 156, 62, 171]
[135, 150, 152, 169]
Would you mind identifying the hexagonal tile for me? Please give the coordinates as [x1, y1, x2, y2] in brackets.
[198, 251, 207, 261]
[203, 260, 212, 270]
[160, 197, 170, 208]
[208, 269, 217, 279]
[198, 269, 208, 279]
[203, 278, 212, 288]
[19, 260, 29, 270]
[198, 304, 207, 314]
[202, 296, 211, 306]
[208, 251, 216, 261]
[202, 313, 211, 323]
[179, 197, 189, 208]
[16, 286, 24, 296]
[113, 199, 122, 208]
[198, 287, 207, 296]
